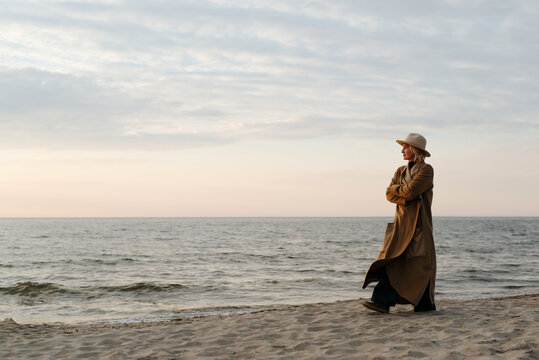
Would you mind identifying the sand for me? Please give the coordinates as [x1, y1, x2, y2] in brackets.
[0, 294, 537, 359]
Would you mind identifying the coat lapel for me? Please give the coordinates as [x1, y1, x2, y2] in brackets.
[406, 160, 425, 183]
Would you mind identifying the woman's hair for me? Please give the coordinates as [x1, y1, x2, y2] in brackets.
[410, 145, 427, 162]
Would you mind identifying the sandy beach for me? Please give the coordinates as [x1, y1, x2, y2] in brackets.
[1, 294, 537, 359]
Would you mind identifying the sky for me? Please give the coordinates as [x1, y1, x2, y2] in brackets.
[0, 0, 538, 217]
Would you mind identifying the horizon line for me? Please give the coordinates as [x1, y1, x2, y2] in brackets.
[0, 216, 537, 219]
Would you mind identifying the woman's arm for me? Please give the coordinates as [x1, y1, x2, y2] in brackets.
[386, 192, 406, 205]
[388, 164, 433, 201]
[386, 167, 406, 205]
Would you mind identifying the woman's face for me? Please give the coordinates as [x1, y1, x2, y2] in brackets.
[401, 144, 415, 161]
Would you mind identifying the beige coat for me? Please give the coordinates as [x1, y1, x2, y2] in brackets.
[363, 160, 436, 306]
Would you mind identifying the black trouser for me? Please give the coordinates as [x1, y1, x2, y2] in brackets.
[371, 269, 434, 310]
[414, 282, 434, 311]
[371, 269, 398, 307]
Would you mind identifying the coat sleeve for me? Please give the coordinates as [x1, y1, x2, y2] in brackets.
[388, 164, 433, 201]
[386, 167, 406, 205]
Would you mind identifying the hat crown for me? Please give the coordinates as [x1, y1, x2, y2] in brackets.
[404, 133, 427, 149]
[396, 133, 430, 156]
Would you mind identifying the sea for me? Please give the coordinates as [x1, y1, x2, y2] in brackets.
[1, 217, 537, 324]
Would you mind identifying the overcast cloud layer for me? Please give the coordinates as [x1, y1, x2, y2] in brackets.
[1, 0, 538, 149]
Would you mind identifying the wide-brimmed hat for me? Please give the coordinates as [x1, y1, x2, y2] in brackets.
[396, 133, 431, 157]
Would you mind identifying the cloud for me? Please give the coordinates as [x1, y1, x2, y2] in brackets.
[0, 0, 537, 150]
[0, 67, 240, 150]
[0, 68, 138, 143]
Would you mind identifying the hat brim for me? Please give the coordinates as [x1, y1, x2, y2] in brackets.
[396, 140, 431, 157]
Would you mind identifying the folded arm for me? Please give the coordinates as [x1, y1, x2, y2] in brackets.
[386, 192, 406, 205]
[386, 167, 406, 205]
[388, 164, 433, 201]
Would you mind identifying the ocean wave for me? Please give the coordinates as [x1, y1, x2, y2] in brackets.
[59, 258, 138, 266]
[296, 269, 357, 275]
[98, 282, 188, 293]
[0, 282, 74, 297]
[0, 281, 190, 298]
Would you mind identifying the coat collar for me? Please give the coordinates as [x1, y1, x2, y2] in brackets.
[404, 160, 425, 182]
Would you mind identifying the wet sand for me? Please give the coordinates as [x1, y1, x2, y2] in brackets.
[1, 294, 537, 359]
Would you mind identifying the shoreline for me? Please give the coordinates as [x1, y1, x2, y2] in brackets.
[5, 291, 539, 327]
[1, 294, 537, 359]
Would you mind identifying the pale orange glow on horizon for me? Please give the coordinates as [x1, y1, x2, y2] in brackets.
[1, 135, 537, 217]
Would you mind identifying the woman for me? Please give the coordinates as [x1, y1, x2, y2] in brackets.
[362, 133, 436, 313]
